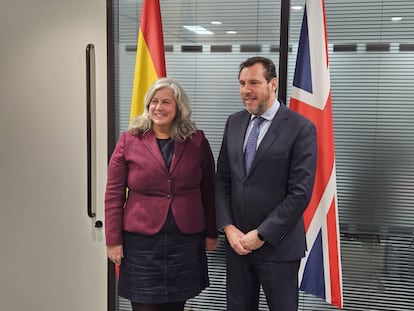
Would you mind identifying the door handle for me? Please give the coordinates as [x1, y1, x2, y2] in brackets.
[86, 43, 99, 223]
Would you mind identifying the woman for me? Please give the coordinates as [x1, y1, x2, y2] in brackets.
[105, 78, 218, 311]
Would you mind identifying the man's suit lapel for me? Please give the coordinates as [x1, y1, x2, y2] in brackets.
[236, 112, 251, 178]
[248, 104, 289, 175]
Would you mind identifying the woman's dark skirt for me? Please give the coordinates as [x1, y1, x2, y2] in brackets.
[118, 211, 209, 303]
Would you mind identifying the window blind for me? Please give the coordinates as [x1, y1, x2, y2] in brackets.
[111, 1, 414, 310]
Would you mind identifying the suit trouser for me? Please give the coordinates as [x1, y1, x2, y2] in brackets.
[225, 242, 300, 311]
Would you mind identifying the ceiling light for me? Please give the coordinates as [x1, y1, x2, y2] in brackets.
[226, 31, 237, 35]
[211, 21, 222, 25]
[183, 25, 214, 35]
[391, 17, 402, 22]
[292, 6, 303, 10]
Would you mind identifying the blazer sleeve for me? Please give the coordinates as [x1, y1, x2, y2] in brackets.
[215, 117, 234, 231]
[258, 118, 317, 247]
[199, 131, 218, 238]
[104, 132, 128, 246]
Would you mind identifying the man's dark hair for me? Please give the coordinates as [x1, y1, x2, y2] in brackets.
[238, 56, 277, 82]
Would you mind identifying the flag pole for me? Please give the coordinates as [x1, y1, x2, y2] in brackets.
[278, 0, 291, 105]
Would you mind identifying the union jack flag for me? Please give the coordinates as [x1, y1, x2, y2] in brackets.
[289, 0, 343, 308]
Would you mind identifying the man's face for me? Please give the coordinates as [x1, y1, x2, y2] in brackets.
[239, 63, 277, 115]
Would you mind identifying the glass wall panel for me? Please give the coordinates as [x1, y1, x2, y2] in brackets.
[297, 1, 414, 310]
[110, 0, 414, 310]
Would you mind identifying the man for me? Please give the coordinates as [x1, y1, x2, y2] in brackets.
[216, 56, 317, 311]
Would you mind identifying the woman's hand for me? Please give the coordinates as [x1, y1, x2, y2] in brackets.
[107, 244, 124, 265]
[205, 237, 218, 251]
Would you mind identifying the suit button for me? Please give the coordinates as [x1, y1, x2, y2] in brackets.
[167, 194, 171, 198]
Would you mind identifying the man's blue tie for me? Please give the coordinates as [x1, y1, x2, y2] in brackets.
[245, 117, 265, 174]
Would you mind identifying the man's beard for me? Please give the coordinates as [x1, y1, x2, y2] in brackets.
[246, 96, 269, 115]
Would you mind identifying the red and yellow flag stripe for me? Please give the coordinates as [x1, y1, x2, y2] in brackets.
[130, 0, 166, 122]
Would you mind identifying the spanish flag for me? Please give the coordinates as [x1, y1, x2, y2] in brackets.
[130, 0, 166, 122]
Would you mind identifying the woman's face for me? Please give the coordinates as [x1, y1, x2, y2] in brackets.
[149, 87, 177, 133]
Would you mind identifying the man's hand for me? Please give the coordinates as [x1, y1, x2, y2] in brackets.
[240, 229, 265, 251]
[224, 224, 252, 255]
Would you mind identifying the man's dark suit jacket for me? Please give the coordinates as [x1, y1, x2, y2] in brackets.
[105, 129, 217, 246]
[216, 103, 317, 261]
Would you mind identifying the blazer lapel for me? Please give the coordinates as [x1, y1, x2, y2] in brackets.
[248, 105, 289, 175]
[143, 130, 188, 174]
[142, 130, 167, 169]
[235, 112, 252, 178]
[169, 140, 186, 174]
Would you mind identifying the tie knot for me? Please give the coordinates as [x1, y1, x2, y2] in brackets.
[254, 116, 265, 126]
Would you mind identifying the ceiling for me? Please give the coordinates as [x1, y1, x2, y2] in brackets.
[119, 0, 414, 46]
